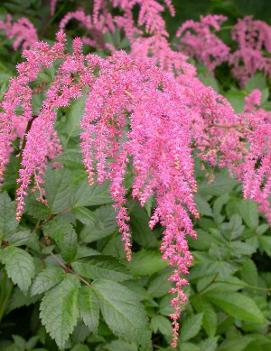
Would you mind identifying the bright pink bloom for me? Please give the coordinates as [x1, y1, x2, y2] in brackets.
[230, 16, 271, 85]
[0, 15, 38, 50]
[176, 15, 230, 71]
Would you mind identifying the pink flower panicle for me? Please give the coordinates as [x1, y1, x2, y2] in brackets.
[176, 15, 230, 72]
[230, 16, 271, 85]
[0, 32, 66, 184]
[1, 31, 201, 345]
[0, 15, 38, 50]
[240, 90, 271, 222]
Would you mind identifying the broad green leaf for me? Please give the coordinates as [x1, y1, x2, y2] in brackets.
[0, 192, 18, 239]
[0, 246, 35, 292]
[240, 258, 258, 286]
[218, 336, 254, 351]
[179, 342, 200, 351]
[259, 236, 271, 257]
[206, 292, 265, 324]
[200, 276, 247, 294]
[128, 200, 159, 248]
[180, 313, 203, 342]
[80, 205, 117, 243]
[195, 194, 213, 217]
[25, 195, 51, 220]
[237, 200, 259, 229]
[151, 315, 171, 336]
[8, 230, 35, 247]
[72, 207, 95, 225]
[40, 275, 80, 349]
[104, 340, 137, 351]
[31, 266, 65, 296]
[72, 255, 131, 282]
[224, 89, 245, 112]
[192, 297, 217, 337]
[71, 345, 89, 351]
[93, 279, 151, 347]
[245, 73, 267, 93]
[63, 94, 86, 139]
[44, 219, 77, 262]
[78, 286, 99, 331]
[128, 250, 167, 276]
[45, 168, 72, 213]
[147, 268, 172, 298]
[199, 337, 219, 351]
[230, 241, 256, 257]
[199, 171, 237, 196]
[72, 180, 112, 208]
[7, 287, 39, 313]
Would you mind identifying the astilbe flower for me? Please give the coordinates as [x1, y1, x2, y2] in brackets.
[176, 15, 230, 72]
[230, 16, 271, 85]
[0, 15, 38, 50]
[0, 32, 65, 183]
[0, 31, 200, 346]
[239, 90, 271, 223]
[16, 36, 96, 220]
[80, 51, 198, 347]
[59, 9, 113, 49]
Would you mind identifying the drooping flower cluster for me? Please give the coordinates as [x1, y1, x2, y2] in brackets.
[0, 33, 200, 346]
[230, 16, 271, 85]
[240, 90, 271, 222]
[177, 14, 271, 85]
[176, 15, 230, 72]
[0, 15, 38, 50]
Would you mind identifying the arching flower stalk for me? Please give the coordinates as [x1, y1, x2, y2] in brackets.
[176, 15, 230, 72]
[0, 15, 38, 50]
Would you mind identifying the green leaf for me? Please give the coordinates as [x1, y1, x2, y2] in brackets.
[93, 279, 151, 347]
[147, 268, 172, 298]
[45, 168, 72, 213]
[259, 236, 271, 257]
[205, 292, 265, 324]
[44, 219, 77, 262]
[180, 313, 203, 342]
[237, 200, 259, 229]
[0, 192, 18, 239]
[72, 207, 95, 225]
[151, 315, 171, 336]
[192, 297, 217, 337]
[128, 200, 159, 248]
[72, 180, 112, 208]
[199, 337, 219, 351]
[71, 345, 90, 351]
[31, 266, 65, 296]
[0, 246, 35, 292]
[80, 205, 117, 243]
[245, 72, 267, 93]
[8, 230, 35, 247]
[72, 255, 131, 282]
[195, 194, 213, 217]
[25, 195, 51, 220]
[199, 171, 237, 196]
[218, 336, 254, 351]
[40, 275, 80, 349]
[104, 340, 137, 351]
[240, 258, 258, 286]
[78, 286, 99, 331]
[64, 94, 86, 139]
[128, 250, 167, 276]
[179, 342, 200, 351]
